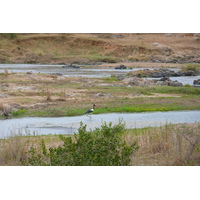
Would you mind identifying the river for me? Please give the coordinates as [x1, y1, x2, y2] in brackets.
[0, 64, 199, 85]
[0, 110, 200, 138]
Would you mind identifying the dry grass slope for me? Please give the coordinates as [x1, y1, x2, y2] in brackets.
[0, 33, 200, 64]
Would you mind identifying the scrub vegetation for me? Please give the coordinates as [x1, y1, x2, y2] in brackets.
[0, 122, 199, 166]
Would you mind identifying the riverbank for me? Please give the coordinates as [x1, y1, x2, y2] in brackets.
[0, 71, 200, 118]
[0, 122, 199, 166]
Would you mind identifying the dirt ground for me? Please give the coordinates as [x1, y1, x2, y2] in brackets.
[0, 69, 190, 116]
[0, 33, 200, 64]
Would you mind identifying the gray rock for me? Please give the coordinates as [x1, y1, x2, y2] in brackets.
[180, 70, 196, 76]
[193, 79, 200, 85]
[159, 77, 170, 81]
[152, 72, 163, 78]
[115, 64, 126, 69]
[62, 64, 80, 69]
[157, 80, 183, 87]
[167, 80, 183, 87]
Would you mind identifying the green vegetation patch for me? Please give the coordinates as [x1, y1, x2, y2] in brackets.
[24, 121, 139, 166]
[180, 63, 200, 74]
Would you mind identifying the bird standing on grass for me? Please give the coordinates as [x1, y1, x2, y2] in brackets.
[85, 104, 98, 118]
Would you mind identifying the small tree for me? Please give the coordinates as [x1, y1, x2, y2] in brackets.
[25, 121, 139, 166]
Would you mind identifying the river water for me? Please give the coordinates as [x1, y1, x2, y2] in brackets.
[0, 110, 200, 138]
[0, 64, 199, 85]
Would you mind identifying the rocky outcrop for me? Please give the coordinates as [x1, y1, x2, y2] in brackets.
[150, 55, 200, 64]
[115, 64, 126, 69]
[181, 70, 197, 76]
[122, 77, 183, 87]
[151, 42, 173, 56]
[62, 64, 80, 69]
[193, 79, 200, 85]
[122, 77, 156, 86]
[128, 68, 199, 78]
[157, 80, 183, 87]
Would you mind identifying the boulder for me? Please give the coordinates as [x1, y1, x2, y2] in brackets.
[167, 80, 183, 87]
[157, 80, 183, 87]
[180, 70, 197, 76]
[115, 64, 126, 69]
[26, 71, 33, 75]
[62, 64, 80, 69]
[152, 72, 163, 78]
[193, 79, 200, 85]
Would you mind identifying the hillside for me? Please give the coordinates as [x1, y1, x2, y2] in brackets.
[0, 33, 200, 64]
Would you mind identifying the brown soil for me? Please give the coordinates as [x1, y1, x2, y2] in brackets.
[0, 33, 200, 64]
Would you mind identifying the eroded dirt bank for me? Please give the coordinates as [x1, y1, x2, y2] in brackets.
[0, 33, 200, 64]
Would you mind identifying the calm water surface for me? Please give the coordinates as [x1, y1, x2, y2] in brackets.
[0, 110, 199, 138]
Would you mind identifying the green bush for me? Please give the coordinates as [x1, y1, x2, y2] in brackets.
[25, 121, 139, 166]
[184, 84, 191, 87]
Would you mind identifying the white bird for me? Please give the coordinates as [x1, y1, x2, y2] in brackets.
[85, 104, 98, 118]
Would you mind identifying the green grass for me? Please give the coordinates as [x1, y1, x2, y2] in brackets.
[180, 64, 200, 74]
[94, 84, 200, 95]
[10, 97, 200, 118]
[101, 76, 119, 82]
[12, 109, 27, 117]
[149, 86, 200, 95]
[94, 102, 200, 114]
[91, 56, 117, 63]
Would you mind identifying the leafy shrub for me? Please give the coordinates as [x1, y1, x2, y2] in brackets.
[184, 84, 191, 87]
[25, 121, 139, 166]
[94, 56, 117, 63]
